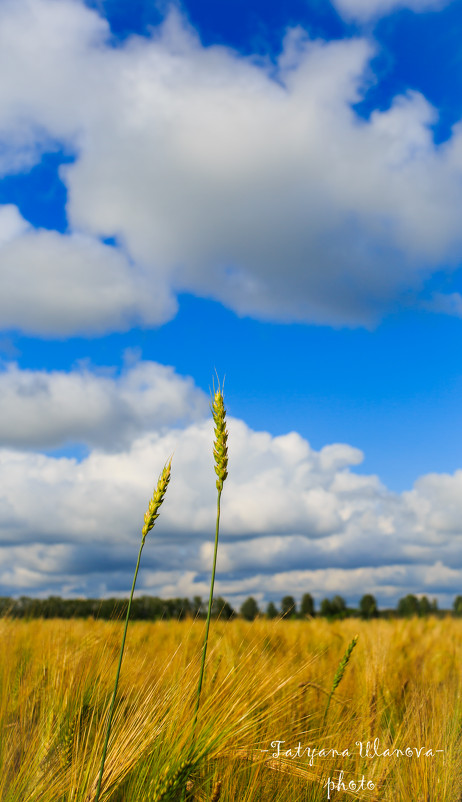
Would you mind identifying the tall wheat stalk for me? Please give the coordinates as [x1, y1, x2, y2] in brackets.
[193, 383, 228, 732]
[93, 459, 172, 802]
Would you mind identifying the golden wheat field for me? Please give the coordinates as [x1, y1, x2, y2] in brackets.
[1, 614, 460, 802]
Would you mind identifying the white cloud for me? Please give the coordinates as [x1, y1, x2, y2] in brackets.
[0, 2, 459, 331]
[0, 0, 109, 171]
[0, 216, 176, 335]
[0, 416, 368, 550]
[423, 291, 462, 318]
[0, 204, 30, 245]
[0, 360, 207, 449]
[331, 0, 451, 22]
[403, 471, 462, 540]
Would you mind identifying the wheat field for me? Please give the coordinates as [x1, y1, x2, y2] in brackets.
[1, 614, 460, 801]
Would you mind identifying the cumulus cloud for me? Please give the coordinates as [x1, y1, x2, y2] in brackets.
[331, 0, 452, 22]
[0, 204, 30, 244]
[0, 417, 368, 549]
[0, 211, 176, 335]
[0, 385, 462, 604]
[423, 291, 462, 318]
[0, 360, 207, 449]
[0, 1, 460, 331]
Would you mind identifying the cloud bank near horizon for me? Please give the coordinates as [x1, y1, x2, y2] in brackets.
[1, 359, 462, 607]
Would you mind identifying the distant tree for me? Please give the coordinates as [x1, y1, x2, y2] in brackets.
[240, 597, 259, 621]
[212, 596, 235, 620]
[281, 595, 296, 618]
[331, 595, 347, 616]
[320, 598, 333, 617]
[300, 593, 315, 617]
[176, 597, 192, 619]
[145, 597, 167, 619]
[359, 594, 378, 619]
[320, 596, 347, 618]
[266, 601, 278, 619]
[98, 597, 127, 620]
[0, 597, 13, 617]
[418, 596, 431, 616]
[397, 594, 420, 617]
[454, 596, 462, 617]
[42, 596, 65, 618]
[193, 596, 203, 618]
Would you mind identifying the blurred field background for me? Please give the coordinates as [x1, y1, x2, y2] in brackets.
[1, 615, 460, 801]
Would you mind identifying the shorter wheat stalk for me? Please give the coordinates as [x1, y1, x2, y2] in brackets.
[93, 459, 172, 802]
[322, 635, 358, 727]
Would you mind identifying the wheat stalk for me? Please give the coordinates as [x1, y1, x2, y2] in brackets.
[192, 381, 228, 731]
[93, 458, 172, 802]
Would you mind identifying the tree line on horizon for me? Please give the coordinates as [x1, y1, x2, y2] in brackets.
[1, 592, 462, 620]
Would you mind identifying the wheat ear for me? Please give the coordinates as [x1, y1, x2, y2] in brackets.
[151, 759, 194, 802]
[322, 635, 358, 726]
[210, 780, 222, 801]
[94, 459, 172, 802]
[142, 460, 172, 539]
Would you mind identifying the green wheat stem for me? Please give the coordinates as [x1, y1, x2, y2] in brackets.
[192, 382, 228, 736]
[94, 459, 171, 802]
[192, 486, 222, 733]
[93, 543, 144, 802]
[322, 635, 358, 728]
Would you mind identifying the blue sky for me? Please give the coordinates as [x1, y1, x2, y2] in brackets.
[1, 0, 462, 608]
